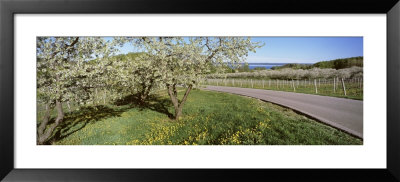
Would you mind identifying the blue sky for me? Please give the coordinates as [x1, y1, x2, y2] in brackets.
[111, 37, 363, 64]
[248, 37, 363, 63]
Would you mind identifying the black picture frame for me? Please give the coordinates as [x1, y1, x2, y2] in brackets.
[1, 0, 399, 181]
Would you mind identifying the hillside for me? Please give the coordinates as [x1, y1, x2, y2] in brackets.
[271, 56, 363, 70]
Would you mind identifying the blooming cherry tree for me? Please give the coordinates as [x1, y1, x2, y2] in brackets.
[36, 37, 113, 144]
[131, 37, 263, 120]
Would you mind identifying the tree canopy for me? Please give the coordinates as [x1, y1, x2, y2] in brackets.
[115, 37, 263, 119]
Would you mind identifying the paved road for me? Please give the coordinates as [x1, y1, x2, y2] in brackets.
[203, 86, 363, 139]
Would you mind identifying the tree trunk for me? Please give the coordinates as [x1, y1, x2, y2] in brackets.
[167, 84, 193, 120]
[37, 103, 51, 144]
[37, 100, 64, 145]
[138, 79, 154, 105]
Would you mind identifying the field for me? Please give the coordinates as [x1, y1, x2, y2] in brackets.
[37, 89, 362, 145]
[204, 78, 363, 100]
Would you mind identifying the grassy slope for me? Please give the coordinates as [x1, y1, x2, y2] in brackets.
[270, 56, 363, 70]
[45, 89, 362, 145]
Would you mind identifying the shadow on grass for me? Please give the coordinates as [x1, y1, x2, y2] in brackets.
[114, 93, 174, 119]
[46, 105, 128, 144]
[43, 94, 173, 144]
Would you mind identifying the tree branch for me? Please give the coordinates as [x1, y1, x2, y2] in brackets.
[51, 37, 80, 59]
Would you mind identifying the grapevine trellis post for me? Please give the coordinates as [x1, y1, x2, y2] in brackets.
[314, 79, 318, 94]
[341, 78, 347, 96]
[67, 101, 71, 112]
[95, 88, 98, 104]
[292, 79, 296, 92]
[204, 75, 359, 98]
[318, 79, 320, 87]
[333, 78, 336, 93]
[336, 77, 339, 90]
[103, 90, 106, 104]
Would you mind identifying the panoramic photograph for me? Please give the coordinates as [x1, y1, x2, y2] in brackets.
[36, 37, 363, 145]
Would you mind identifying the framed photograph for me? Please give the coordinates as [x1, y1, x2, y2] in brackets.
[1, 0, 399, 181]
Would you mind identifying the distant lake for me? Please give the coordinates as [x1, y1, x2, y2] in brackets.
[247, 63, 287, 70]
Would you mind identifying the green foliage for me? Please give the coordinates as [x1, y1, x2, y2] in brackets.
[208, 63, 237, 73]
[330, 56, 363, 69]
[48, 90, 362, 145]
[237, 63, 251, 72]
[252, 67, 267, 71]
[112, 52, 144, 61]
[313, 57, 363, 69]
[271, 63, 312, 70]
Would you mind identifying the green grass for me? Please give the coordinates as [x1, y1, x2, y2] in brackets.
[204, 79, 363, 100]
[38, 89, 362, 145]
